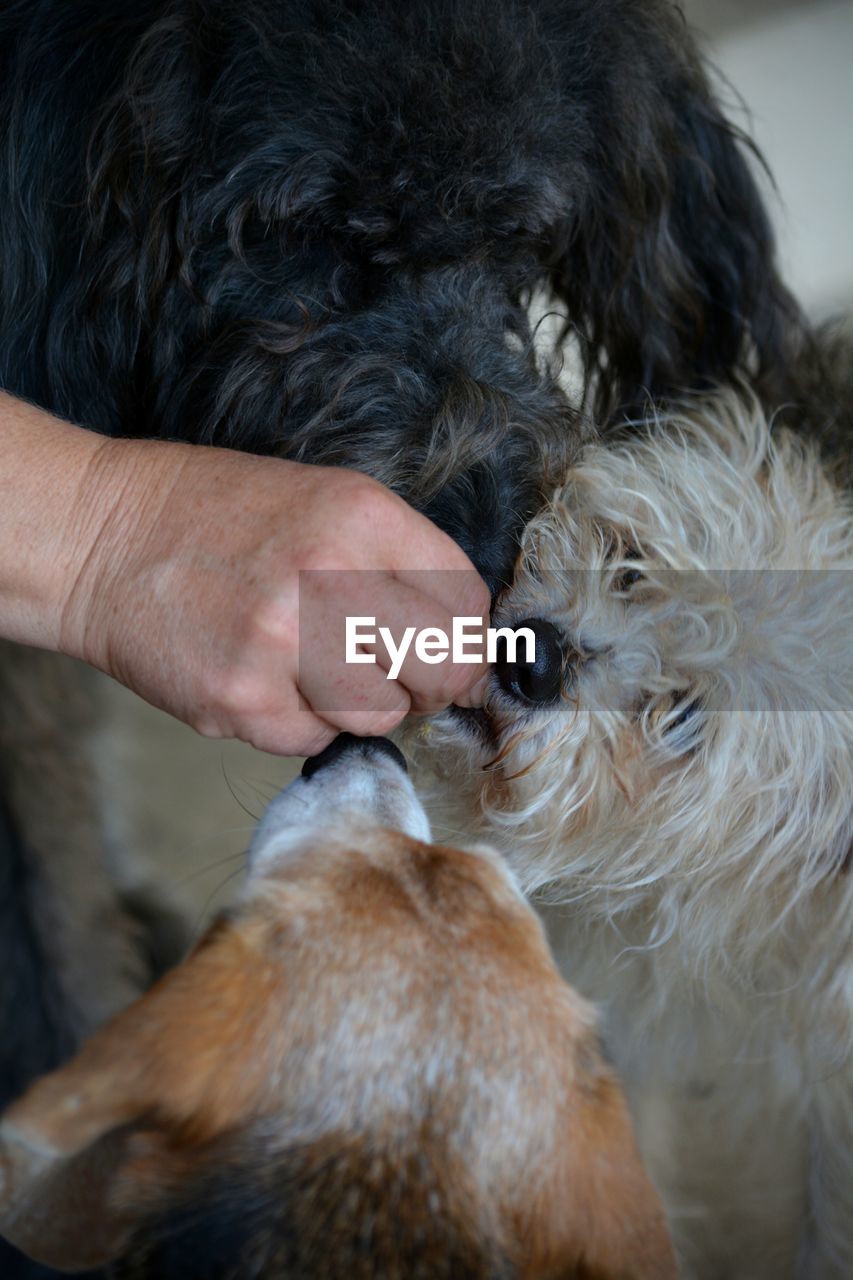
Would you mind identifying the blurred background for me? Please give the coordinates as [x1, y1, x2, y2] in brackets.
[685, 0, 851, 318]
[94, 0, 853, 933]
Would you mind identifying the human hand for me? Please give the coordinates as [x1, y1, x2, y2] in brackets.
[59, 439, 490, 756]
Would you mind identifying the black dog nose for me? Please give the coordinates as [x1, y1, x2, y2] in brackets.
[494, 618, 564, 706]
[301, 733, 408, 779]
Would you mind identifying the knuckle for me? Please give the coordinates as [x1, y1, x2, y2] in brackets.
[338, 472, 393, 525]
[190, 713, 223, 740]
[251, 596, 298, 648]
[215, 666, 268, 722]
[297, 546, 347, 575]
[223, 586, 298, 654]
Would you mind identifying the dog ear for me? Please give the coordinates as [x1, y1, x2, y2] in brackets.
[0, 921, 271, 1272]
[0, 994, 175, 1270]
[548, 28, 800, 422]
[571, 1077, 678, 1279]
[529, 1058, 678, 1280]
[0, 1094, 140, 1270]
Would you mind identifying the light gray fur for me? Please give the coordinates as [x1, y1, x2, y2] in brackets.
[409, 390, 853, 1278]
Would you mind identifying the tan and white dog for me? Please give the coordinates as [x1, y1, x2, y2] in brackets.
[0, 734, 675, 1279]
[410, 392, 853, 1279]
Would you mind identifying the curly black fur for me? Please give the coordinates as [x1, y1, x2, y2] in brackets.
[0, 0, 831, 591]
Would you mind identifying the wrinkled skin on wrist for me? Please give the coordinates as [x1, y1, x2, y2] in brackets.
[59, 440, 489, 756]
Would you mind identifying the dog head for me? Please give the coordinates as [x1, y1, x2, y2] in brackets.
[410, 393, 853, 965]
[24, 0, 808, 595]
[0, 736, 674, 1278]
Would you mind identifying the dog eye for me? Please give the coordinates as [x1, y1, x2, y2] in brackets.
[664, 697, 702, 738]
[614, 566, 643, 593]
[644, 693, 702, 751]
[611, 541, 643, 594]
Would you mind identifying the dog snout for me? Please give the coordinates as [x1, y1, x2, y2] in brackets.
[495, 618, 565, 706]
[301, 733, 408, 780]
[249, 733, 429, 870]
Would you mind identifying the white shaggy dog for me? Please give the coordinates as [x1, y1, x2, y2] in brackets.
[408, 392, 852, 1279]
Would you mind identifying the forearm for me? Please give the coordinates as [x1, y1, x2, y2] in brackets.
[0, 392, 195, 666]
[0, 393, 118, 653]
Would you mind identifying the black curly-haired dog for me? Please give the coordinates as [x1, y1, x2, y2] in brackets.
[0, 0, 827, 590]
[0, 2, 843, 1277]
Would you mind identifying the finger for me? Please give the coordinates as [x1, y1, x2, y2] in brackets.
[296, 609, 413, 734]
[452, 670, 489, 708]
[232, 705, 339, 759]
[393, 565, 491, 624]
[298, 567, 487, 717]
[365, 577, 489, 714]
[388, 501, 490, 586]
[390, 567, 490, 708]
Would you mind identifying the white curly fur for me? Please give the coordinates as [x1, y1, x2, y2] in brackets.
[406, 391, 853, 1279]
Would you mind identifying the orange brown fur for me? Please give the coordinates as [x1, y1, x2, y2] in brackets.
[1, 826, 675, 1278]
